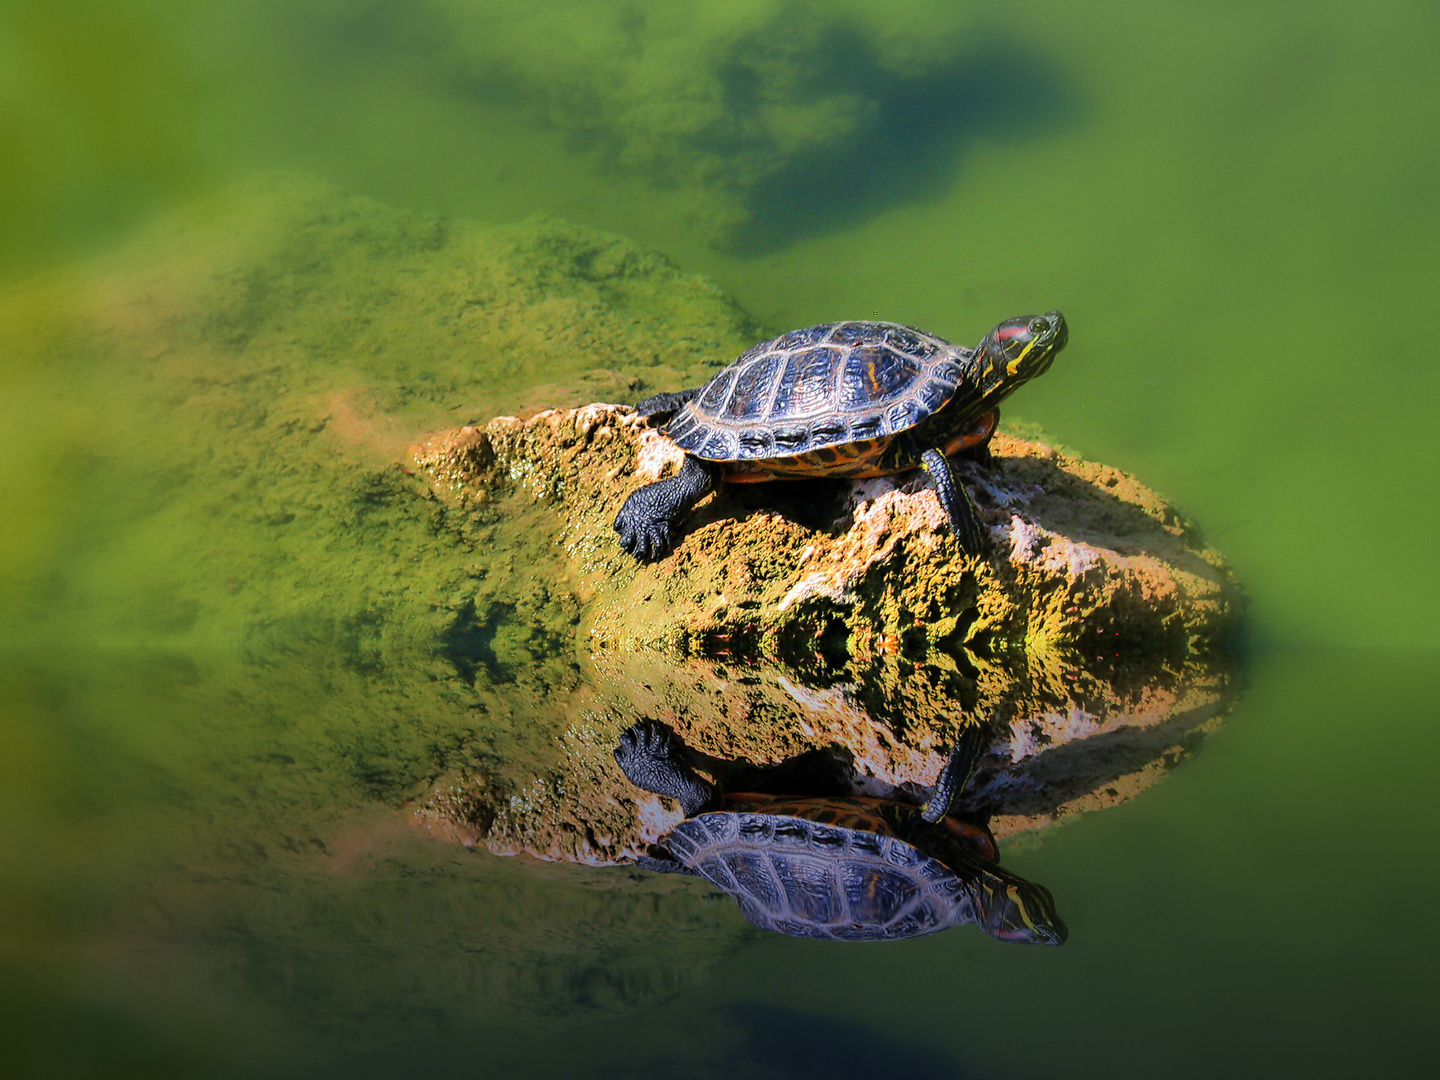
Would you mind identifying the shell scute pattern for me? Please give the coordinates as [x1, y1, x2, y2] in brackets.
[774, 325, 830, 350]
[780, 865, 843, 923]
[849, 414, 884, 439]
[772, 819, 811, 846]
[737, 816, 770, 840]
[838, 346, 920, 411]
[917, 378, 955, 412]
[699, 430, 737, 460]
[726, 354, 782, 420]
[881, 325, 933, 355]
[843, 864, 922, 922]
[696, 369, 736, 413]
[827, 321, 891, 346]
[737, 429, 773, 455]
[727, 851, 778, 902]
[850, 831, 886, 858]
[670, 321, 970, 462]
[769, 346, 841, 417]
[886, 402, 925, 432]
[773, 427, 808, 451]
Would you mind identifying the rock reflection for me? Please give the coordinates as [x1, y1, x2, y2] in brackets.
[416, 644, 1236, 867]
[614, 719, 1065, 943]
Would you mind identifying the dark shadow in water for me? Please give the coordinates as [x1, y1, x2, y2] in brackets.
[724, 33, 1083, 255]
[719, 1003, 970, 1080]
[434, 597, 509, 684]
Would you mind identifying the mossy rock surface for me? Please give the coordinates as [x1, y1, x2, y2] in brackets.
[410, 405, 1241, 859]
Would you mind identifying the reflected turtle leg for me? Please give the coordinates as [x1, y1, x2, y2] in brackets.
[920, 720, 990, 823]
[614, 720, 716, 816]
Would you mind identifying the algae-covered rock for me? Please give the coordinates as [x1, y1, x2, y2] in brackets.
[412, 406, 1239, 662]
[409, 405, 1241, 860]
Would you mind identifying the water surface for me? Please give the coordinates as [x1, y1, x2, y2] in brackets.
[2, 1, 1437, 1075]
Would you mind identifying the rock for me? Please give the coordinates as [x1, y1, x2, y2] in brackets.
[411, 405, 1240, 662]
[409, 404, 1242, 860]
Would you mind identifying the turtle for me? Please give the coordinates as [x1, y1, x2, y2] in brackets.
[613, 719, 1067, 944]
[613, 312, 1068, 561]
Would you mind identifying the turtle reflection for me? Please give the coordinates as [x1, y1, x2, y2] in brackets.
[614, 720, 1066, 945]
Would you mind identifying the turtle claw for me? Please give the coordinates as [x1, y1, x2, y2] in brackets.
[613, 503, 676, 562]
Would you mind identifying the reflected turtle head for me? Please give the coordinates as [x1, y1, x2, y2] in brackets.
[971, 873, 1068, 946]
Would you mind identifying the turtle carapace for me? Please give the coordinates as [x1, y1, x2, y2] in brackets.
[613, 313, 1068, 561]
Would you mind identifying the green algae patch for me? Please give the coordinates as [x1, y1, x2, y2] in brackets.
[287, 1, 999, 243]
[0, 174, 769, 1038]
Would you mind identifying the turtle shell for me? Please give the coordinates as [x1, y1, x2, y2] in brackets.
[663, 809, 971, 941]
[663, 321, 974, 464]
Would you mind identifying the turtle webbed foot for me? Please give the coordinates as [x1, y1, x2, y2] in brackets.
[614, 720, 715, 816]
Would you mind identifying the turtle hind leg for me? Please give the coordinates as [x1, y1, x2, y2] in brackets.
[634, 388, 699, 421]
[921, 447, 987, 554]
[613, 454, 719, 562]
[614, 720, 716, 816]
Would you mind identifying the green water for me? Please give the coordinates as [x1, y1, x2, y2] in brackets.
[2, 1, 1437, 1076]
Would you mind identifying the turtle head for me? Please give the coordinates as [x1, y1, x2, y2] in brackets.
[978, 311, 1068, 392]
[970, 872, 1068, 946]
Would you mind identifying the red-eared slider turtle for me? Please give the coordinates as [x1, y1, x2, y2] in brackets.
[613, 312, 1068, 561]
[614, 719, 1066, 944]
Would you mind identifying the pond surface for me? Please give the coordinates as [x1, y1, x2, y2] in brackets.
[2, 2, 1437, 1076]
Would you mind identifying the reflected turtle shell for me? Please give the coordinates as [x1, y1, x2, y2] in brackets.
[663, 809, 971, 941]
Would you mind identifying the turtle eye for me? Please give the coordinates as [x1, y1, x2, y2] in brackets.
[1028, 317, 1051, 336]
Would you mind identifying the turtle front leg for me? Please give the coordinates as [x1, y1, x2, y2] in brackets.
[614, 720, 716, 816]
[634, 388, 699, 422]
[613, 454, 719, 561]
[920, 447, 987, 553]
